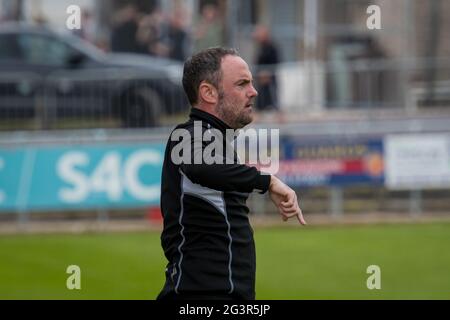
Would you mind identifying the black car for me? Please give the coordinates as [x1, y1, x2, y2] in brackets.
[0, 23, 188, 128]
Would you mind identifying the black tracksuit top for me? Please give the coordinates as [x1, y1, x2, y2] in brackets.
[158, 108, 271, 300]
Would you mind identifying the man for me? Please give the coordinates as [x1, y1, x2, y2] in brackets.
[110, 4, 144, 54]
[157, 48, 305, 301]
[253, 25, 280, 111]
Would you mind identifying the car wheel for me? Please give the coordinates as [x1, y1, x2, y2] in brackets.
[121, 88, 162, 128]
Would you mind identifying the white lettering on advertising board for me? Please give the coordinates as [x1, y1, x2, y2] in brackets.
[57, 150, 161, 203]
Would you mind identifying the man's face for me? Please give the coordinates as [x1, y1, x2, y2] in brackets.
[215, 55, 258, 129]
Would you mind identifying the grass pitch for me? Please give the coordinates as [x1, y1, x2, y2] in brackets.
[0, 222, 449, 300]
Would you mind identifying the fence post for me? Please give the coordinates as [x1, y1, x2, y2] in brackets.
[330, 186, 343, 219]
[409, 189, 422, 217]
[17, 209, 29, 229]
[97, 208, 109, 223]
[35, 82, 49, 130]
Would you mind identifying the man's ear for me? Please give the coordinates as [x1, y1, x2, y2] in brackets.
[199, 82, 218, 104]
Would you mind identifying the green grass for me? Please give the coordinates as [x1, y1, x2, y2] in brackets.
[0, 222, 449, 300]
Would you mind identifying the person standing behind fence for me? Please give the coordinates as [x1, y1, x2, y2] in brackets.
[193, 4, 225, 52]
[110, 4, 145, 54]
[253, 25, 281, 111]
[136, 8, 171, 58]
[166, 8, 190, 61]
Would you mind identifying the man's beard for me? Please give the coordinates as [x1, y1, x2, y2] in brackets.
[215, 91, 253, 129]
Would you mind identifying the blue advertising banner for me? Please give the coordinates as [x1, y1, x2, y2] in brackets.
[278, 137, 385, 187]
[0, 143, 165, 212]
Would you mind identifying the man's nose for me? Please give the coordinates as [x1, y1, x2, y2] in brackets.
[248, 84, 258, 98]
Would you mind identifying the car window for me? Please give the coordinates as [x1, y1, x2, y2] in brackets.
[17, 34, 74, 67]
[0, 34, 22, 60]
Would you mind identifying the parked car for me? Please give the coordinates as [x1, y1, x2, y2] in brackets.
[0, 23, 189, 128]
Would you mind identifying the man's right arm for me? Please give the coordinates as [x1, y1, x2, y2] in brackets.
[181, 161, 271, 194]
[171, 129, 305, 224]
[175, 130, 271, 194]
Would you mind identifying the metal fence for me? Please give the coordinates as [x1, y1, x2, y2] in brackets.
[0, 69, 189, 131]
[272, 57, 450, 114]
[1, 58, 450, 132]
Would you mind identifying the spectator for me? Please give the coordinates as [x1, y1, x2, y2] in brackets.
[193, 4, 224, 52]
[253, 25, 281, 111]
[166, 9, 190, 61]
[136, 8, 170, 57]
[110, 4, 145, 54]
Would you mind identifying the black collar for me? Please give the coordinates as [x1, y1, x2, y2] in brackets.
[189, 108, 231, 134]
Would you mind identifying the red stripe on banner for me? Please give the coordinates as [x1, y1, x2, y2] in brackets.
[343, 159, 364, 173]
[278, 159, 343, 175]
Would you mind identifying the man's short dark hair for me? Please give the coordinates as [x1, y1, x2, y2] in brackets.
[183, 47, 239, 106]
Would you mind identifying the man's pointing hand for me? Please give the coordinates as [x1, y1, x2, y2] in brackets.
[268, 175, 306, 225]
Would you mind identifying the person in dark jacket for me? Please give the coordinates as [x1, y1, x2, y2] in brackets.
[110, 4, 145, 54]
[253, 25, 281, 111]
[157, 47, 305, 301]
